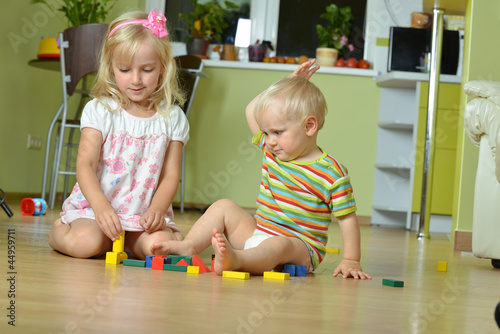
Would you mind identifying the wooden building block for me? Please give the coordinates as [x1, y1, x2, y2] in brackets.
[105, 251, 128, 264]
[211, 254, 215, 272]
[382, 279, 404, 287]
[152, 256, 166, 270]
[325, 247, 340, 253]
[437, 261, 448, 272]
[176, 259, 190, 266]
[112, 231, 125, 253]
[295, 265, 307, 277]
[283, 264, 296, 276]
[222, 271, 250, 280]
[168, 255, 192, 265]
[193, 255, 211, 272]
[123, 259, 146, 267]
[164, 264, 188, 272]
[264, 271, 290, 280]
[187, 266, 200, 274]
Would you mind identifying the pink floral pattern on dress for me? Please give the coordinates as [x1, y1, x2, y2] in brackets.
[124, 194, 133, 203]
[130, 179, 140, 192]
[149, 163, 159, 174]
[116, 204, 129, 215]
[144, 178, 156, 189]
[109, 157, 127, 175]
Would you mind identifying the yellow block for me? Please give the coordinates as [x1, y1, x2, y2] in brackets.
[437, 261, 448, 272]
[325, 247, 340, 253]
[187, 266, 200, 274]
[106, 251, 128, 264]
[222, 271, 250, 279]
[263, 271, 290, 280]
[112, 231, 125, 253]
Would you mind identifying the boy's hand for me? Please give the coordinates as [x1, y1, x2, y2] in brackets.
[333, 259, 372, 280]
[291, 58, 320, 80]
[140, 209, 166, 234]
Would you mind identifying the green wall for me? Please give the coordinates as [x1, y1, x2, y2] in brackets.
[182, 67, 380, 215]
[1, 1, 380, 217]
[453, 0, 500, 234]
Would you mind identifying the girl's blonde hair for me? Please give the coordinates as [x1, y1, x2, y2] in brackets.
[91, 11, 185, 114]
[254, 76, 327, 130]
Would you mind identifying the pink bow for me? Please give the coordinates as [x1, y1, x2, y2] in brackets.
[108, 8, 169, 39]
[144, 8, 168, 38]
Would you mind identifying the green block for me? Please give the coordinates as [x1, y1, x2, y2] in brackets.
[382, 279, 404, 287]
[168, 255, 192, 265]
[164, 264, 188, 272]
[123, 259, 146, 267]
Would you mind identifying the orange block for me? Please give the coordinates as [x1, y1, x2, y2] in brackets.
[176, 259, 190, 266]
[193, 254, 211, 272]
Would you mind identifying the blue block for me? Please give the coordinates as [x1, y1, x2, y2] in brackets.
[146, 256, 154, 268]
[165, 257, 172, 264]
[283, 264, 296, 276]
[295, 264, 307, 277]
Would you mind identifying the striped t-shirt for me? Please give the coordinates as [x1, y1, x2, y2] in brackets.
[252, 131, 357, 270]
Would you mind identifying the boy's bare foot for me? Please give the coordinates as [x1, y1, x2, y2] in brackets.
[211, 228, 239, 275]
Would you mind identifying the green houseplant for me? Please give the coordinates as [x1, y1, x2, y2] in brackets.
[32, 0, 115, 26]
[179, 0, 239, 56]
[315, 4, 353, 65]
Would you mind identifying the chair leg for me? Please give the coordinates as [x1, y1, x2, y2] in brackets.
[42, 103, 64, 201]
[180, 147, 186, 214]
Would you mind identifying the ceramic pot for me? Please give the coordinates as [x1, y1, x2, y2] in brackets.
[186, 38, 210, 57]
[316, 47, 339, 67]
[213, 44, 239, 61]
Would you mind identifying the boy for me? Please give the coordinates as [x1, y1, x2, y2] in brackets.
[151, 60, 371, 279]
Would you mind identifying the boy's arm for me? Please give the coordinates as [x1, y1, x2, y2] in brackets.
[333, 212, 372, 279]
[245, 59, 320, 137]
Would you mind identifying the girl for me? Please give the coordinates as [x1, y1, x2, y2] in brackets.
[48, 9, 189, 260]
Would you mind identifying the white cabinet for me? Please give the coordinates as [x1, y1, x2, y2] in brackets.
[372, 72, 460, 228]
[372, 86, 418, 228]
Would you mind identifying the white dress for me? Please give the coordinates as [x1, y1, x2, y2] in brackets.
[60, 99, 189, 231]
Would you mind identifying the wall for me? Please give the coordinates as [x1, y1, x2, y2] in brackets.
[0, 0, 144, 195]
[179, 67, 380, 216]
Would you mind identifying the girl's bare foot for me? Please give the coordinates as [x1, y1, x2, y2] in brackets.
[211, 228, 239, 275]
[48, 219, 67, 249]
[150, 239, 195, 256]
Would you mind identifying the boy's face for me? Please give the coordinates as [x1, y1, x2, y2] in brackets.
[257, 100, 314, 162]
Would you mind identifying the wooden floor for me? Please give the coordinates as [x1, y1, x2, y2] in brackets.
[1, 201, 499, 334]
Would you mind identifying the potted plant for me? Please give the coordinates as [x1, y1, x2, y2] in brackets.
[315, 4, 354, 66]
[31, 0, 115, 26]
[179, 0, 239, 56]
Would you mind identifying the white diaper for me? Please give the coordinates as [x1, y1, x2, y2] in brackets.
[243, 231, 273, 250]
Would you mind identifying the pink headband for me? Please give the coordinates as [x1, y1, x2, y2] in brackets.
[108, 8, 168, 39]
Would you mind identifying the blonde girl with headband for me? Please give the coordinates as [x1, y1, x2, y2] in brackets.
[49, 9, 189, 260]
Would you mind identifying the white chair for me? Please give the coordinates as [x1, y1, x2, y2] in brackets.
[464, 80, 500, 268]
[41, 24, 108, 209]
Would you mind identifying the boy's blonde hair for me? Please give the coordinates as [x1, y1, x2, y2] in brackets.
[254, 76, 327, 130]
[91, 11, 185, 114]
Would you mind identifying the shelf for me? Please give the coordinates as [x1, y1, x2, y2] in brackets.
[372, 205, 409, 213]
[423, 0, 467, 15]
[375, 164, 411, 171]
[378, 121, 413, 130]
[375, 71, 461, 88]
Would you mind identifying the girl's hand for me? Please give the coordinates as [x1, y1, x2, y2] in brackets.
[291, 58, 320, 80]
[94, 203, 122, 241]
[333, 259, 372, 280]
[140, 209, 166, 234]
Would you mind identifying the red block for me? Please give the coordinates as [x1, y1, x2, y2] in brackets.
[152, 256, 165, 270]
[176, 259, 190, 266]
[193, 254, 211, 272]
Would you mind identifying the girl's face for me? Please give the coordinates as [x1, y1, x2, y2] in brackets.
[112, 41, 162, 113]
[257, 100, 313, 162]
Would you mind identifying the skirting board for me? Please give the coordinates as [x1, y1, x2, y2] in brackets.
[454, 231, 472, 252]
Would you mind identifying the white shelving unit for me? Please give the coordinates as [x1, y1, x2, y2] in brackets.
[372, 71, 461, 229]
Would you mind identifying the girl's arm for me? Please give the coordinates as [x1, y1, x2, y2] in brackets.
[76, 128, 122, 241]
[139, 140, 183, 232]
[333, 212, 372, 279]
[245, 59, 320, 137]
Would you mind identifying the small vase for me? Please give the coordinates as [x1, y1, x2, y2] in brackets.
[316, 47, 339, 67]
[186, 38, 210, 58]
